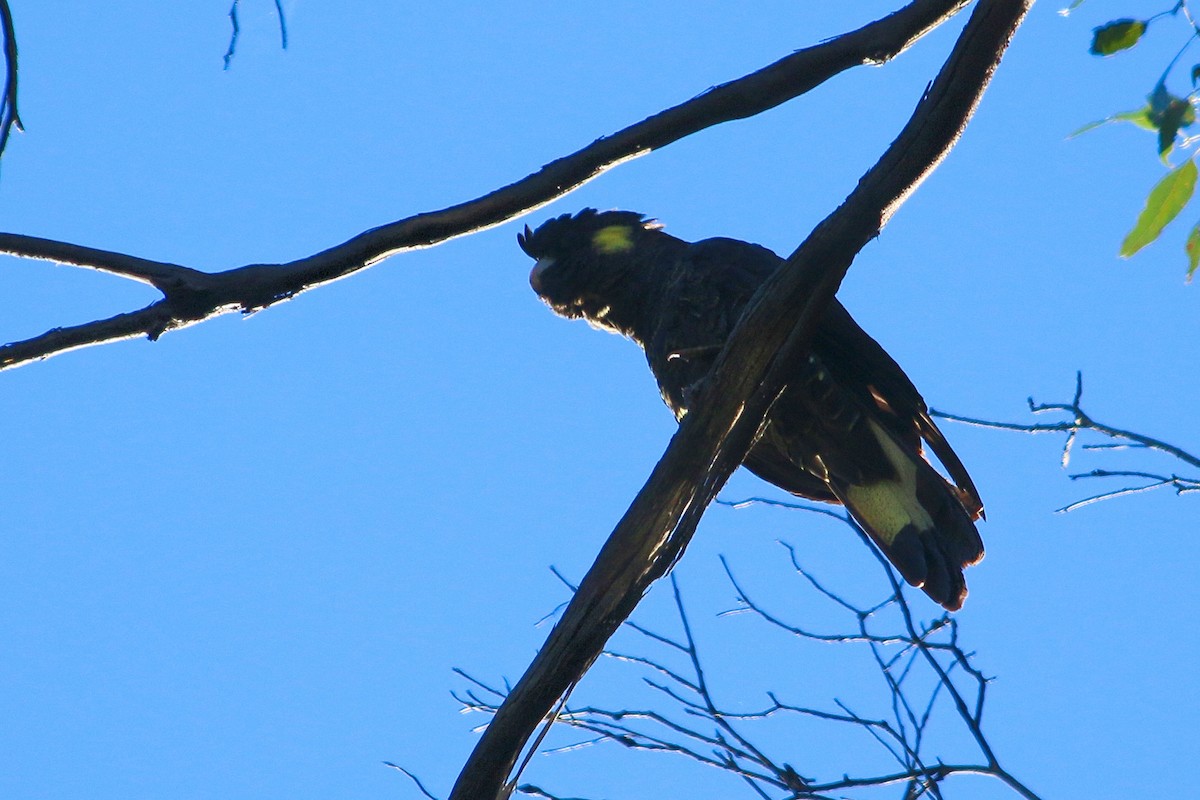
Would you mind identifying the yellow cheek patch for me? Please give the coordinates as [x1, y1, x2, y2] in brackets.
[592, 225, 634, 254]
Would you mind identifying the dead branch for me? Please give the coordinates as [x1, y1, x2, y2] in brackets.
[0, 0, 968, 372]
[224, 0, 288, 69]
[455, 518, 1041, 799]
[932, 372, 1200, 512]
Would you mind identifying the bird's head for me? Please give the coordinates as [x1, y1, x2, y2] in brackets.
[518, 209, 665, 332]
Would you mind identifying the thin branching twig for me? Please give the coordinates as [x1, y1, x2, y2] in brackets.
[933, 372, 1199, 512]
[452, 506, 1042, 799]
[383, 761, 441, 800]
[224, 0, 288, 69]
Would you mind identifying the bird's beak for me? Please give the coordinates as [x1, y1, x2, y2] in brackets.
[529, 257, 554, 293]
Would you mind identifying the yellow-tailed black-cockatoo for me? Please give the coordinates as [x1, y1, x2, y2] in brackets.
[519, 209, 984, 610]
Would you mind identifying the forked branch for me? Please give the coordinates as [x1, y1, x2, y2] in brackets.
[933, 372, 1200, 512]
[0, 0, 968, 371]
[454, 521, 1040, 799]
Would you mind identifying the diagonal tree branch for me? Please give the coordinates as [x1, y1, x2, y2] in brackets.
[448, 2, 1032, 797]
[0, 0, 969, 371]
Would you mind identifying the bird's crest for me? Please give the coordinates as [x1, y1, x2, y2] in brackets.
[517, 209, 661, 260]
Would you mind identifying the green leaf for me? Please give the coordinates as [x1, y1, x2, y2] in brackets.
[1121, 159, 1198, 258]
[1090, 19, 1147, 56]
[1069, 105, 1157, 137]
[1186, 223, 1200, 280]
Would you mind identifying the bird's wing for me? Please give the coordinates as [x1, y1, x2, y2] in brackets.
[643, 237, 781, 418]
[636, 232, 984, 606]
[914, 413, 985, 519]
[772, 355, 984, 610]
[742, 425, 839, 502]
[814, 301, 984, 519]
[813, 301, 925, 445]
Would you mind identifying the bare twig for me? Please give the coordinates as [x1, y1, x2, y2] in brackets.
[517, 787, 592, 800]
[273, 0, 288, 50]
[224, 0, 288, 69]
[932, 372, 1199, 512]
[1057, 471, 1199, 512]
[455, 510, 1042, 799]
[223, 0, 240, 68]
[383, 762, 441, 800]
[0, 0, 22, 162]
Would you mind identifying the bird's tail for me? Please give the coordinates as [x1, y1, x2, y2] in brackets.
[825, 417, 984, 611]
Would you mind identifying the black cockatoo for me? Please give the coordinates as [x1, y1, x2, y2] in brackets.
[519, 209, 984, 611]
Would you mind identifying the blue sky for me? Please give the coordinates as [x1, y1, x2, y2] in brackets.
[1, 2, 1197, 798]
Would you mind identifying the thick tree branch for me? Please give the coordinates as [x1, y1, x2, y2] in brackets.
[448, 2, 1031, 797]
[0, 0, 968, 371]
